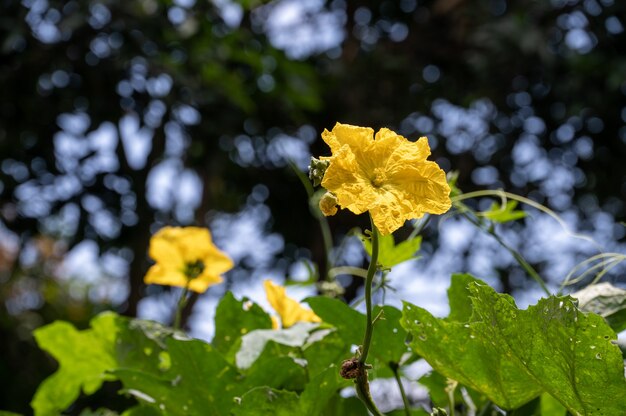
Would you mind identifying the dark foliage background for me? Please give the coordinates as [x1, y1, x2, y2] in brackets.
[1, 0, 625, 413]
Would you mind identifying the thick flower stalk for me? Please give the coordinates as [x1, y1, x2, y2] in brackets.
[145, 226, 233, 293]
[264, 279, 321, 328]
[319, 122, 451, 235]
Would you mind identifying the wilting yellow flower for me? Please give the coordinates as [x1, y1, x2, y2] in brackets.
[264, 279, 321, 328]
[319, 123, 451, 235]
[319, 191, 338, 216]
[144, 226, 234, 293]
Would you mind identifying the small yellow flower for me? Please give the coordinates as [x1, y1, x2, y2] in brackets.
[264, 279, 321, 328]
[319, 122, 451, 235]
[144, 226, 234, 293]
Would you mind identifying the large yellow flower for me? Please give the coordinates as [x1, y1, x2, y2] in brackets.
[144, 226, 234, 293]
[263, 279, 321, 328]
[319, 123, 451, 235]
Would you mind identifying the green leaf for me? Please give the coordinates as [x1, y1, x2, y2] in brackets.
[482, 200, 527, 223]
[243, 355, 308, 392]
[302, 329, 347, 377]
[306, 297, 363, 346]
[234, 366, 343, 416]
[418, 371, 487, 411]
[361, 233, 422, 268]
[446, 273, 479, 323]
[235, 322, 319, 369]
[369, 306, 410, 366]
[114, 338, 241, 415]
[573, 282, 626, 332]
[121, 406, 161, 416]
[31, 313, 120, 416]
[213, 292, 273, 361]
[320, 396, 366, 416]
[299, 365, 344, 415]
[307, 297, 409, 367]
[540, 393, 567, 416]
[232, 387, 300, 415]
[401, 276, 626, 413]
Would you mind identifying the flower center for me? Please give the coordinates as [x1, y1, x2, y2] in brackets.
[184, 260, 205, 280]
[370, 167, 386, 188]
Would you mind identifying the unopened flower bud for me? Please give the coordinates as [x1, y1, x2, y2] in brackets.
[308, 157, 330, 187]
[319, 192, 338, 216]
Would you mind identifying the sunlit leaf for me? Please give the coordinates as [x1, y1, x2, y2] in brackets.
[31, 313, 120, 416]
[401, 275, 626, 413]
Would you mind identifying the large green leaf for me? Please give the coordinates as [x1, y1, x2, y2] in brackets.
[114, 338, 241, 415]
[213, 292, 273, 361]
[401, 275, 626, 414]
[573, 282, 626, 333]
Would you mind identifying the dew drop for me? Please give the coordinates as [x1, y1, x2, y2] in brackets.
[463, 324, 470, 328]
[418, 334, 427, 341]
[392, 328, 398, 333]
[595, 353, 602, 360]
[470, 335, 475, 339]
[590, 345, 596, 349]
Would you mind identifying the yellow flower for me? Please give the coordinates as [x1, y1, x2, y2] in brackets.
[144, 226, 234, 293]
[264, 279, 321, 328]
[319, 122, 451, 235]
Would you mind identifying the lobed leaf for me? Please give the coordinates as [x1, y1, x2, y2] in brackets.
[402, 275, 626, 414]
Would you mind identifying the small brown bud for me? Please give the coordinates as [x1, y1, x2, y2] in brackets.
[340, 357, 361, 379]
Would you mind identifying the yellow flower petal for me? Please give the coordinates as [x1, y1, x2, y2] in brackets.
[319, 123, 451, 235]
[264, 280, 321, 328]
[144, 226, 234, 293]
[144, 264, 188, 288]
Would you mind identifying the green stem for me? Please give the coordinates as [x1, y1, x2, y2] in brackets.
[359, 216, 379, 365]
[390, 363, 411, 416]
[173, 284, 191, 330]
[354, 215, 384, 416]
